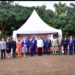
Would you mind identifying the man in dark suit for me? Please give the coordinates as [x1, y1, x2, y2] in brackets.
[69, 36, 73, 55]
[26, 37, 30, 55]
[45, 37, 52, 55]
[42, 37, 47, 54]
[63, 36, 69, 55]
[29, 37, 36, 56]
[11, 38, 16, 58]
[73, 38, 75, 54]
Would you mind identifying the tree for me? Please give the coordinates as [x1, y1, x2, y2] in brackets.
[54, 2, 69, 37]
[54, 2, 68, 17]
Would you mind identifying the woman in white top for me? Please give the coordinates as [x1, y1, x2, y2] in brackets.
[52, 37, 58, 54]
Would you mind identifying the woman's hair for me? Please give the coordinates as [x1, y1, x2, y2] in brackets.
[18, 38, 20, 41]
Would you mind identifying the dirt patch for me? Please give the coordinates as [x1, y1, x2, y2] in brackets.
[0, 55, 75, 75]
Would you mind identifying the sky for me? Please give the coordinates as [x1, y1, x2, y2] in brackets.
[14, 1, 75, 11]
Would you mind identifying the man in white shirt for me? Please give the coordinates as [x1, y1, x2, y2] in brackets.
[36, 37, 44, 56]
[0, 38, 6, 59]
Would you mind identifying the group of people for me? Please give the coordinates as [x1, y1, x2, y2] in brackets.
[0, 37, 16, 59]
[0, 35, 75, 60]
[62, 36, 75, 55]
[16, 36, 52, 57]
[0, 35, 53, 60]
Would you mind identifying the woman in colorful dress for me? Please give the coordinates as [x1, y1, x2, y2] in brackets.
[16, 38, 22, 57]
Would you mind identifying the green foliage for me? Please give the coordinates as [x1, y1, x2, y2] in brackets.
[0, 1, 75, 37]
[53, 2, 75, 37]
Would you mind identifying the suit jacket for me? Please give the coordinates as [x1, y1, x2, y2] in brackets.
[43, 38, 47, 48]
[45, 39, 52, 48]
[6, 41, 11, 49]
[10, 40, 16, 49]
[63, 38, 69, 45]
[29, 38, 36, 48]
[72, 38, 75, 45]
[26, 39, 30, 48]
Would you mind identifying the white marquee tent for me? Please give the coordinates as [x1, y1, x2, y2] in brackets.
[13, 9, 62, 41]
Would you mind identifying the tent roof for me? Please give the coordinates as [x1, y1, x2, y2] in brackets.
[16, 9, 61, 34]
